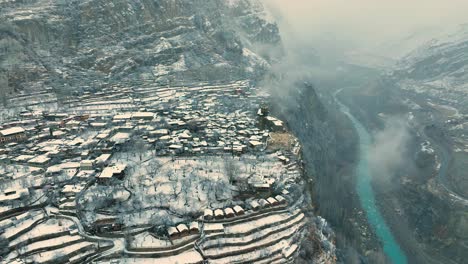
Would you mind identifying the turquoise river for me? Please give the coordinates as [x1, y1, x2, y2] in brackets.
[335, 90, 408, 264]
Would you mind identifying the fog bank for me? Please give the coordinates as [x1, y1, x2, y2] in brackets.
[368, 117, 410, 184]
[262, 0, 468, 60]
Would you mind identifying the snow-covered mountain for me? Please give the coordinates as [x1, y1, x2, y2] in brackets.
[345, 25, 461, 70]
[391, 25, 468, 112]
[0, 0, 282, 101]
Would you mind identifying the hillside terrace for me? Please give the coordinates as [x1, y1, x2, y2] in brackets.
[0, 80, 324, 263]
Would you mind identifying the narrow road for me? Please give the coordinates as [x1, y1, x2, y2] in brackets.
[57, 214, 125, 262]
[405, 93, 468, 206]
[420, 126, 468, 207]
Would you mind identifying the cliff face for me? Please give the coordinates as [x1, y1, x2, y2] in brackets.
[267, 81, 363, 262]
[0, 0, 281, 101]
[0, 1, 339, 262]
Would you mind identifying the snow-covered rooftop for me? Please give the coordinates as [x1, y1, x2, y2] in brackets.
[0, 127, 25, 136]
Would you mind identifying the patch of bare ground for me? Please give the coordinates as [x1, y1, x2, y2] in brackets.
[267, 132, 296, 151]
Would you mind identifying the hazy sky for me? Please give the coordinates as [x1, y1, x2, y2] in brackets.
[263, 0, 468, 58]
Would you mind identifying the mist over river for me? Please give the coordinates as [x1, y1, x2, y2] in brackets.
[334, 89, 407, 264]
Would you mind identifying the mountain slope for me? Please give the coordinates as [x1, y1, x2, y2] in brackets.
[0, 0, 282, 103]
[361, 25, 468, 264]
[392, 25, 468, 112]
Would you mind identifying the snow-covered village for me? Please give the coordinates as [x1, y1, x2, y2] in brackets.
[3, 0, 468, 263]
[0, 80, 335, 264]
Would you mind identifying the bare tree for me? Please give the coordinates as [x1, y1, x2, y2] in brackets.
[133, 138, 148, 161]
[181, 176, 193, 206]
[224, 156, 239, 184]
[171, 182, 180, 199]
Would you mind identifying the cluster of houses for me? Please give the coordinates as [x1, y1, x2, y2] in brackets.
[202, 195, 287, 221]
[0, 80, 311, 263]
[167, 222, 200, 239]
[249, 195, 287, 210]
[0, 81, 286, 188]
[167, 194, 288, 241]
[203, 205, 245, 220]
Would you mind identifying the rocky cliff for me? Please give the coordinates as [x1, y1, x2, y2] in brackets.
[0, 1, 340, 262]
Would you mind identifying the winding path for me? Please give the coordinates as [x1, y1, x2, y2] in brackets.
[420, 125, 468, 207]
[56, 213, 125, 262]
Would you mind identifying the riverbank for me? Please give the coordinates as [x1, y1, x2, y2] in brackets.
[269, 82, 387, 263]
[335, 89, 407, 264]
[375, 189, 447, 264]
[338, 87, 429, 264]
[339, 84, 466, 264]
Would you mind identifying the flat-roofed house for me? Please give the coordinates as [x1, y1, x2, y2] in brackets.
[13, 155, 34, 163]
[97, 164, 127, 184]
[151, 129, 169, 137]
[60, 162, 80, 177]
[252, 182, 271, 192]
[0, 127, 26, 145]
[258, 199, 270, 209]
[46, 165, 62, 177]
[233, 205, 245, 215]
[61, 184, 84, 197]
[109, 132, 131, 145]
[189, 222, 199, 234]
[214, 209, 224, 219]
[0, 188, 29, 203]
[275, 195, 287, 204]
[169, 144, 184, 154]
[248, 140, 263, 149]
[132, 112, 155, 120]
[176, 224, 189, 237]
[248, 176, 273, 195]
[43, 113, 68, 121]
[203, 209, 214, 220]
[90, 122, 108, 129]
[265, 116, 284, 131]
[249, 200, 260, 211]
[113, 114, 132, 121]
[204, 223, 224, 234]
[28, 155, 51, 167]
[267, 197, 279, 206]
[168, 226, 179, 239]
[224, 208, 235, 218]
[76, 170, 95, 178]
[93, 218, 123, 233]
[95, 153, 112, 166]
[80, 160, 94, 170]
